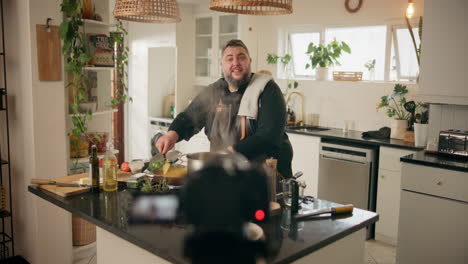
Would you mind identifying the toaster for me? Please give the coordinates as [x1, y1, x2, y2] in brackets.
[438, 130, 468, 158]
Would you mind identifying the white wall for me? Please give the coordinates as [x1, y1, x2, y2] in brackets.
[126, 17, 176, 161]
[3, 0, 68, 262]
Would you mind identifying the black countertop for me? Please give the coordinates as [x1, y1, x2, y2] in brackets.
[28, 185, 378, 264]
[287, 127, 424, 151]
[400, 152, 468, 173]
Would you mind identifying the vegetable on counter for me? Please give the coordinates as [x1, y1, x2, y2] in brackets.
[120, 161, 131, 172]
[148, 161, 164, 172]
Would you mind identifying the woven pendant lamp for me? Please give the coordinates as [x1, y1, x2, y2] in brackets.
[114, 0, 181, 23]
[210, 0, 293, 15]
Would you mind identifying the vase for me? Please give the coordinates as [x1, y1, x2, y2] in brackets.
[390, 119, 408, 139]
[414, 123, 429, 147]
[316, 67, 328, 81]
[82, 0, 93, 19]
[368, 70, 375, 81]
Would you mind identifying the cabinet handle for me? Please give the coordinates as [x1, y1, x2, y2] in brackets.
[436, 180, 443, 186]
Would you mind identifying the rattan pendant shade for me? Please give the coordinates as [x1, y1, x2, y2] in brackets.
[114, 0, 181, 23]
[210, 0, 293, 15]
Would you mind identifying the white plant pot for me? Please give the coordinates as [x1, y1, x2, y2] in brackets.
[390, 119, 408, 139]
[316, 67, 328, 81]
[414, 123, 429, 147]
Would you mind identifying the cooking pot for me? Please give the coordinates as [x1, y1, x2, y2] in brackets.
[186, 152, 248, 173]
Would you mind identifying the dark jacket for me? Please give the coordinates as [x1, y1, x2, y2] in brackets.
[169, 77, 293, 178]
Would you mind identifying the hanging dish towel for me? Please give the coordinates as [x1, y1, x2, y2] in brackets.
[237, 73, 273, 120]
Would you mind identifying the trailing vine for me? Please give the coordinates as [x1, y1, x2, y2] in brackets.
[60, 0, 92, 139]
[111, 20, 132, 106]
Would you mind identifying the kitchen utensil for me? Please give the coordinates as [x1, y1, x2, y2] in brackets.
[186, 152, 235, 173]
[421, 110, 429, 124]
[294, 204, 354, 220]
[404, 101, 416, 130]
[293, 171, 303, 179]
[414, 113, 422, 124]
[31, 178, 90, 187]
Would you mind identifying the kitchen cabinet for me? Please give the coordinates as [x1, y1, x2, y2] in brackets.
[396, 163, 468, 263]
[416, 0, 468, 105]
[288, 133, 320, 197]
[195, 14, 238, 85]
[375, 147, 416, 245]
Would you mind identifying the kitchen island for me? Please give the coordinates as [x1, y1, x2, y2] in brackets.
[28, 184, 378, 264]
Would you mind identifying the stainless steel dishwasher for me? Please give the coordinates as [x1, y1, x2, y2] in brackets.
[318, 140, 378, 239]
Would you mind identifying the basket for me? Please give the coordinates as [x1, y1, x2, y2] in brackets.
[72, 215, 96, 246]
[333, 71, 363, 81]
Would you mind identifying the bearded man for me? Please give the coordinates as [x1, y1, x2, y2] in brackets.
[156, 39, 293, 179]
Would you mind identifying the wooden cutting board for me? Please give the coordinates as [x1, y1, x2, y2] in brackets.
[37, 172, 132, 197]
[36, 24, 62, 81]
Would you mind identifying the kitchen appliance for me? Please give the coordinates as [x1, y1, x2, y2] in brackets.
[438, 130, 468, 158]
[318, 139, 378, 239]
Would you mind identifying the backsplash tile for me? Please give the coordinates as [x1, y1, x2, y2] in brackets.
[428, 104, 468, 141]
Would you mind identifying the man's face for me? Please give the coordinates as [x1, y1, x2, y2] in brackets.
[221, 46, 252, 88]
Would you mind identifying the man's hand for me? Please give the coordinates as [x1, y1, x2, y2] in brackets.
[156, 130, 179, 154]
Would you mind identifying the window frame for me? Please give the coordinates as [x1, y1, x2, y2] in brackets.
[391, 24, 420, 82]
[279, 20, 420, 83]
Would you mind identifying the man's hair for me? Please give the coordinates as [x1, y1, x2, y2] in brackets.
[221, 39, 249, 56]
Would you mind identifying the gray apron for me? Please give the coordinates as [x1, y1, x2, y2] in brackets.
[209, 94, 254, 152]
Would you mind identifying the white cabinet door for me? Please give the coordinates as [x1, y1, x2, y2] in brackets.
[417, 0, 468, 105]
[375, 169, 401, 245]
[397, 191, 468, 264]
[288, 133, 320, 197]
[194, 14, 238, 86]
[375, 147, 416, 245]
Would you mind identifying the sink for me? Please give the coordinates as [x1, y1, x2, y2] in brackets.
[287, 126, 330, 131]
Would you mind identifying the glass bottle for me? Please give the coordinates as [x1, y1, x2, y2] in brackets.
[89, 145, 100, 193]
[103, 141, 118, 192]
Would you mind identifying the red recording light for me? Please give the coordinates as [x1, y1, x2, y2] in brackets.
[254, 209, 265, 221]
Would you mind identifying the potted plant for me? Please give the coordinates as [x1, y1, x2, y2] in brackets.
[266, 53, 299, 97]
[376, 84, 411, 139]
[305, 39, 351, 81]
[364, 59, 376, 81]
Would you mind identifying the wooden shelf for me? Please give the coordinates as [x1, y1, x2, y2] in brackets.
[219, 32, 237, 36]
[1, 159, 8, 165]
[0, 210, 11, 218]
[83, 66, 114, 71]
[83, 19, 115, 27]
[69, 109, 118, 117]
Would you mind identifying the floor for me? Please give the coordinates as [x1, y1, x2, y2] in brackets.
[365, 240, 396, 264]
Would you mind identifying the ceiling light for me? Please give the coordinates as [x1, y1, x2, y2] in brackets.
[114, 0, 181, 23]
[406, 0, 415, 19]
[210, 0, 293, 15]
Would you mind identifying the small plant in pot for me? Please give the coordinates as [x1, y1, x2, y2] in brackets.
[376, 84, 411, 139]
[305, 39, 351, 81]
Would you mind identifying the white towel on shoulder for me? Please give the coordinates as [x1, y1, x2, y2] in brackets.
[237, 73, 273, 120]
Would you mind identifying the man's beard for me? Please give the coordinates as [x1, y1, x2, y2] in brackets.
[225, 71, 251, 89]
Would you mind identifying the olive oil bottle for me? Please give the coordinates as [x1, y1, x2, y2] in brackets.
[89, 145, 100, 193]
[103, 141, 118, 192]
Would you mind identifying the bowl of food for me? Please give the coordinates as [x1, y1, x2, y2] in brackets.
[152, 164, 187, 185]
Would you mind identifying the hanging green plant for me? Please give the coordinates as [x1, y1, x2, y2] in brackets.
[60, 0, 92, 139]
[111, 20, 132, 106]
[266, 53, 299, 96]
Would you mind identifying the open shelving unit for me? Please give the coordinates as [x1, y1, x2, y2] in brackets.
[0, 0, 14, 259]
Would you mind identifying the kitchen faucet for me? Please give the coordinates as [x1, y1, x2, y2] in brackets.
[285, 91, 305, 126]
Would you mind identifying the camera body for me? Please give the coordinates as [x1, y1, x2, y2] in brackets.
[181, 156, 270, 229]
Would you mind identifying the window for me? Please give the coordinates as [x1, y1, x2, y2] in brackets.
[325, 25, 387, 80]
[283, 23, 420, 82]
[390, 26, 420, 81]
[289, 32, 320, 77]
